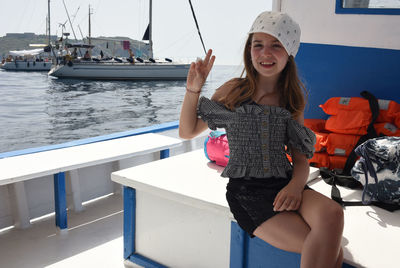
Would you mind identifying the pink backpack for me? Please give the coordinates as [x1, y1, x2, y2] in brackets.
[204, 131, 230, 166]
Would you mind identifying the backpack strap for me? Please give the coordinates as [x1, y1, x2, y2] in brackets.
[342, 91, 379, 175]
[320, 167, 362, 189]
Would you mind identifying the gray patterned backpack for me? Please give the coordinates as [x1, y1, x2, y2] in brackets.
[351, 136, 400, 209]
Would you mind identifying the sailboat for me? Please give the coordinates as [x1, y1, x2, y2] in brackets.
[1, 47, 52, 71]
[1, 1, 53, 72]
[48, 0, 191, 80]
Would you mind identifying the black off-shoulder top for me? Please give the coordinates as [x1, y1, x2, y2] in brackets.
[197, 96, 316, 179]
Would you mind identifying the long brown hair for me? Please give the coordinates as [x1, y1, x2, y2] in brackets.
[218, 33, 307, 119]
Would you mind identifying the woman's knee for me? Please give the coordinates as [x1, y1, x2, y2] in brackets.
[316, 201, 344, 231]
[301, 191, 344, 231]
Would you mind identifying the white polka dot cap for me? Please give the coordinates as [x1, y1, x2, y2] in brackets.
[249, 11, 301, 57]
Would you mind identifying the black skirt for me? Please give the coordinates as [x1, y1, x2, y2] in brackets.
[226, 176, 311, 237]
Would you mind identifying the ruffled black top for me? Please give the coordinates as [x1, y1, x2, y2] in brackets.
[197, 96, 316, 178]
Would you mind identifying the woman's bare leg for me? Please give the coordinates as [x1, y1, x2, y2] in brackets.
[253, 189, 344, 268]
[297, 189, 344, 268]
[253, 211, 310, 253]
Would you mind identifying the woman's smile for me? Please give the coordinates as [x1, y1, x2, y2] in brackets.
[260, 61, 276, 68]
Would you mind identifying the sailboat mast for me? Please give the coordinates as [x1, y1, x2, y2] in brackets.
[88, 5, 92, 55]
[62, 0, 79, 41]
[149, 0, 153, 58]
[47, 0, 51, 45]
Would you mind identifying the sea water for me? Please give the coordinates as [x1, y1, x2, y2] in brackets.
[0, 65, 242, 153]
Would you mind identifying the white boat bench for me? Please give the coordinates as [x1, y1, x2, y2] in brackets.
[112, 149, 400, 268]
[0, 133, 182, 231]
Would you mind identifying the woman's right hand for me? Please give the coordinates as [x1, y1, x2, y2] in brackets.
[186, 49, 216, 93]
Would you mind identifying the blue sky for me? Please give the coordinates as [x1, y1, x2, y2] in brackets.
[0, 0, 271, 65]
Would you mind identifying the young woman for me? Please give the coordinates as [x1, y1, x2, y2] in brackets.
[179, 11, 344, 268]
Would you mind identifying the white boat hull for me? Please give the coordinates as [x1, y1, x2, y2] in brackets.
[48, 61, 190, 80]
[1, 61, 52, 71]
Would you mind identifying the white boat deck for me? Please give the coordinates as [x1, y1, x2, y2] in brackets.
[0, 193, 139, 268]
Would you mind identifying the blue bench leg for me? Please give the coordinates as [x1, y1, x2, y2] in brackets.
[54, 172, 67, 230]
[160, 149, 170, 159]
[123, 186, 136, 259]
[123, 186, 168, 268]
[230, 221, 247, 268]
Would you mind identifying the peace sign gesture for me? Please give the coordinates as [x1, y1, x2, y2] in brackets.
[186, 49, 216, 93]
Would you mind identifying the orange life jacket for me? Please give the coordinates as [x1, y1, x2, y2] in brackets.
[320, 97, 400, 134]
[288, 151, 330, 169]
[323, 133, 361, 156]
[328, 155, 348, 171]
[320, 97, 400, 123]
[308, 96, 400, 171]
[309, 152, 329, 168]
[395, 113, 400, 128]
[374, 122, 400, 136]
[324, 112, 370, 135]
[304, 119, 329, 152]
[303, 119, 326, 132]
[377, 99, 400, 123]
[314, 132, 329, 152]
[309, 153, 355, 171]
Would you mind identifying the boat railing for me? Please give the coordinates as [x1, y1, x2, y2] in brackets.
[0, 120, 181, 159]
[57, 58, 185, 66]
